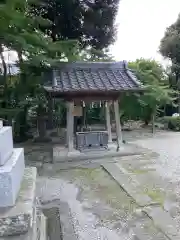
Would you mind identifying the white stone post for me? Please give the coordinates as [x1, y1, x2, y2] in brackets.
[66, 101, 74, 152]
[114, 100, 122, 149]
[0, 120, 3, 129]
[105, 101, 112, 143]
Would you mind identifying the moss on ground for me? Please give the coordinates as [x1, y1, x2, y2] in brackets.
[58, 167, 137, 213]
[144, 188, 165, 206]
[130, 168, 156, 174]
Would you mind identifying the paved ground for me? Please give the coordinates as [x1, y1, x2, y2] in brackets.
[133, 131, 180, 181]
[128, 131, 180, 234]
[24, 129, 180, 240]
[37, 166, 170, 240]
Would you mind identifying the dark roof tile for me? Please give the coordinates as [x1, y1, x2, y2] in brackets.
[44, 61, 143, 94]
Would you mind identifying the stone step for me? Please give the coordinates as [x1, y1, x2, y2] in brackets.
[102, 163, 155, 207]
[0, 148, 25, 207]
[0, 167, 37, 237]
[143, 206, 180, 240]
[0, 126, 13, 166]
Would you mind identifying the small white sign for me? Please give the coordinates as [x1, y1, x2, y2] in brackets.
[0, 120, 3, 129]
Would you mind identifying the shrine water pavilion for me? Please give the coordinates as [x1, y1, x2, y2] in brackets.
[44, 61, 143, 157]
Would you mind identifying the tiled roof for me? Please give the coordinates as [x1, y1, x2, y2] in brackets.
[44, 61, 143, 94]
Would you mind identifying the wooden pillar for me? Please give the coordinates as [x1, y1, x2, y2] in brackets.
[82, 106, 86, 131]
[114, 100, 122, 149]
[66, 103, 69, 146]
[105, 101, 112, 143]
[66, 101, 74, 152]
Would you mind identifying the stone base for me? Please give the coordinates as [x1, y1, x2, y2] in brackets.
[67, 149, 81, 158]
[0, 148, 25, 207]
[108, 142, 118, 151]
[0, 167, 37, 237]
[53, 146, 81, 159]
[0, 127, 13, 166]
[53, 143, 143, 163]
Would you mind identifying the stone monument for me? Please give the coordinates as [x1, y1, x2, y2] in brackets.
[0, 121, 47, 239]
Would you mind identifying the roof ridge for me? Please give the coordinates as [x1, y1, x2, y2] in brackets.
[53, 61, 126, 70]
[123, 61, 142, 86]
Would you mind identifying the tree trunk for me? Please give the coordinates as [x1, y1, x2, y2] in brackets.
[35, 105, 51, 142]
[0, 45, 7, 83]
[17, 50, 26, 87]
[178, 92, 180, 114]
[37, 105, 46, 138]
[151, 107, 156, 134]
[37, 116, 46, 138]
[47, 95, 54, 130]
[175, 72, 180, 114]
[17, 51, 23, 64]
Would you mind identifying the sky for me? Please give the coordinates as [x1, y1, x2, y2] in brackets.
[111, 0, 180, 64]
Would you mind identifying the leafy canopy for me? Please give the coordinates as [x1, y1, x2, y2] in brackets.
[120, 59, 176, 123]
[160, 14, 180, 64]
[32, 0, 120, 50]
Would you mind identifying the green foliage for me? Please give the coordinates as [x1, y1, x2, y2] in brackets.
[120, 59, 176, 125]
[0, 0, 120, 141]
[32, 0, 120, 50]
[129, 59, 166, 83]
[159, 14, 180, 114]
[80, 48, 115, 62]
[0, 0, 78, 141]
[160, 116, 180, 131]
[160, 14, 180, 64]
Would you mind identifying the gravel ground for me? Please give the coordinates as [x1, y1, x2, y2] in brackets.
[23, 128, 180, 240]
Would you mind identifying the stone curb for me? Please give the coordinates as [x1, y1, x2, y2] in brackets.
[53, 144, 143, 163]
[102, 163, 155, 207]
[143, 206, 180, 240]
[132, 225, 169, 240]
[102, 163, 180, 240]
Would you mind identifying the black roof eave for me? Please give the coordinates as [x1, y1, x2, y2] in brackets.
[44, 87, 145, 96]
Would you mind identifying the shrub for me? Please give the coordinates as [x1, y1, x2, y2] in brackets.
[159, 116, 180, 131]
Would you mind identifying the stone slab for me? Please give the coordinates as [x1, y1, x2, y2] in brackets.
[0, 148, 25, 207]
[132, 225, 169, 240]
[0, 127, 13, 166]
[143, 206, 180, 240]
[53, 143, 143, 163]
[102, 163, 155, 207]
[0, 167, 37, 237]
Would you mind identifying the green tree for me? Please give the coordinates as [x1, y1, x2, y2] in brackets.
[120, 59, 176, 132]
[32, 0, 120, 50]
[0, 0, 77, 141]
[159, 14, 180, 113]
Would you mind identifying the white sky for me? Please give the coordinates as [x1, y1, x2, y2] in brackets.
[111, 0, 180, 64]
